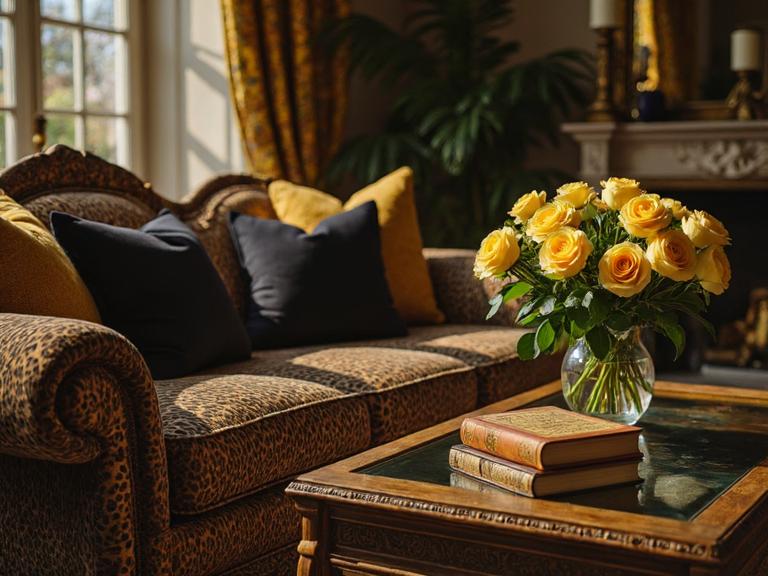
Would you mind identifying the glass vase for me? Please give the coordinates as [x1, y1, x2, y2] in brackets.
[561, 328, 654, 425]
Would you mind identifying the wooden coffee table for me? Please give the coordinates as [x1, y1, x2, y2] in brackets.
[286, 380, 768, 575]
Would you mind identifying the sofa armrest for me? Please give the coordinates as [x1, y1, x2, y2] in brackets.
[0, 313, 170, 572]
[0, 314, 158, 461]
[424, 248, 519, 326]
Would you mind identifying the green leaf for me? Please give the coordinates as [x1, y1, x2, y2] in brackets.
[502, 281, 533, 302]
[567, 306, 591, 331]
[564, 288, 588, 308]
[581, 202, 598, 221]
[606, 313, 633, 332]
[517, 332, 537, 360]
[539, 295, 557, 316]
[670, 291, 706, 313]
[518, 312, 540, 327]
[585, 326, 611, 360]
[535, 320, 556, 355]
[569, 320, 586, 339]
[688, 313, 716, 339]
[586, 291, 611, 324]
[486, 294, 503, 320]
[516, 295, 542, 322]
[659, 322, 686, 360]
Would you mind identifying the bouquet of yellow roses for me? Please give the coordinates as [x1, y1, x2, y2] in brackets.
[475, 178, 731, 422]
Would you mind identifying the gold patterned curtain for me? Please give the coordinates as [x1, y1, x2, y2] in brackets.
[221, 0, 350, 185]
[634, 0, 698, 106]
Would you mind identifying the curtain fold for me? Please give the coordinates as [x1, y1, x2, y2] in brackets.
[652, 0, 698, 107]
[221, 0, 350, 185]
[634, 0, 697, 107]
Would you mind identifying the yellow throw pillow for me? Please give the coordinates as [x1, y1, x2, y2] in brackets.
[268, 180, 342, 232]
[0, 192, 101, 323]
[268, 167, 445, 324]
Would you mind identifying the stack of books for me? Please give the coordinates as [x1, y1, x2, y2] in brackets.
[449, 406, 643, 498]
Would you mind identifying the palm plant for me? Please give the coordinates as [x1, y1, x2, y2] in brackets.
[322, 0, 594, 246]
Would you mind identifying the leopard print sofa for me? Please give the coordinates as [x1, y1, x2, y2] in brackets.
[0, 146, 560, 575]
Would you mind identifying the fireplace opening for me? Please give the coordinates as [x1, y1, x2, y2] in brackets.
[653, 188, 768, 388]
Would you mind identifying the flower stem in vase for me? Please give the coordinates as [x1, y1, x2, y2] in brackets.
[562, 328, 655, 425]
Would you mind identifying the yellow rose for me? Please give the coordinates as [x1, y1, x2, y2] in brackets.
[646, 229, 697, 281]
[592, 197, 610, 212]
[556, 181, 596, 209]
[619, 194, 672, 238]
[539, 227, 593, 279]
[682, 210, 730, 248]
[601, 177, 644, 210]
[473, 227, 520, 279]
[598, 242, 652, 297]
[509, 190, 547, 223]
[525, 201, 581, 242]
[661, 197, 690, 220]
[696, 245, 731, 295]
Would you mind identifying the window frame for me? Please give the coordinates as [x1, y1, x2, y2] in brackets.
[9, 0, 143, 172]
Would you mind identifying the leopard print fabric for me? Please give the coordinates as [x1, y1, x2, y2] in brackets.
[162, 487, 300, 576]
[370, 324, 562, 405]
[211, 344, 478, 443]
[219, 544, 298, 576]
[156, 375, 370, 515]
[478, 350, 563, 405]
[156, 345, 476, 515]
[0, 453, 98, 574]
[424, 248, 521, 326]
[25, 191, 156, 231]
[0, 313, 170, 574]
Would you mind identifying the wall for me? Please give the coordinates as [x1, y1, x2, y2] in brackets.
[143, 0, 244, 200]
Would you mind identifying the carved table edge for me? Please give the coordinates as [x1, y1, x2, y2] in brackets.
[285, 480, 719, 562]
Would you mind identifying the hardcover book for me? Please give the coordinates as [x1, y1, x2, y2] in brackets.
[449, 445, 641, 497]
[460, 406, 641, 470]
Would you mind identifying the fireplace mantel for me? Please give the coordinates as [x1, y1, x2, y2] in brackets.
[562, 120, 768, 191]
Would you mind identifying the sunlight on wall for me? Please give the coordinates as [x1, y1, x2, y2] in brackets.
[146, 0, 243, 200]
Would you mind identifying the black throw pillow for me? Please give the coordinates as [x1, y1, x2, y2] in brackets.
[229, 201, 406, 348]
[50, 209, 251, 379]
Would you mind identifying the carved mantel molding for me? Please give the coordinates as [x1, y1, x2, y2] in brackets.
[562, 120, 768, 190]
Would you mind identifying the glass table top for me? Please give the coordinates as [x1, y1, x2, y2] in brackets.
[359, 395, 768, 521]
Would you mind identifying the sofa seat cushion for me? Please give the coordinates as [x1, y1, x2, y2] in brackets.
[211, 343, 477, 444]
[368, 324, 562, 405]
[156, 375, 371, 515]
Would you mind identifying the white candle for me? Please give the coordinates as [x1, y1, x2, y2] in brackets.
[590, 0, 619, 29]
[731, 29, 761, 71]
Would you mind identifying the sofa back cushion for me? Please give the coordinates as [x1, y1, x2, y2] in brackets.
[24, 191, 157, 230]
[51, 210, 251, 378]
[229, 202, 406, 348]
[0, 146, 273, 318]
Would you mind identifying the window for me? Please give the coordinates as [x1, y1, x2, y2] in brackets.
[0, 1, 18, 168]
[3, 0, 139, 169]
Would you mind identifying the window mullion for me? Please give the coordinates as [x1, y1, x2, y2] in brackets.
[74, 22, 85, 149]
[13, 0, 34, 158]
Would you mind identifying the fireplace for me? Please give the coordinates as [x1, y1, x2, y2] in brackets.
[563, 120, 768, 388]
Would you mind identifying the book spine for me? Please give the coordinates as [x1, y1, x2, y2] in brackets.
[449, 448, 534, 497]
[460, 417, 543, 468]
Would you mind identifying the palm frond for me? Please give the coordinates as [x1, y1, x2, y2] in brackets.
[319, 0, 595, 246]
[318, 14, 433, 86]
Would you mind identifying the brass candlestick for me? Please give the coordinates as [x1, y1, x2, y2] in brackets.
[727, 71, 765, 120]
[588, 27, 618, 122]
